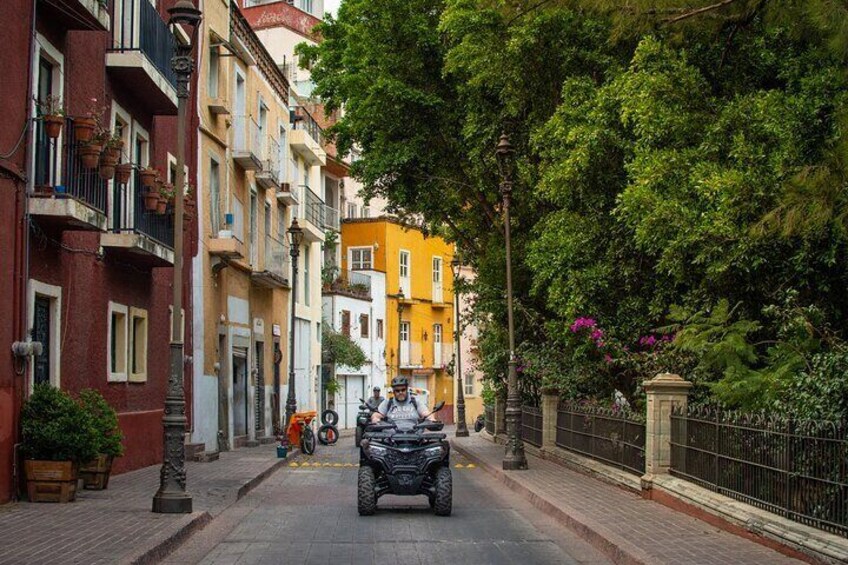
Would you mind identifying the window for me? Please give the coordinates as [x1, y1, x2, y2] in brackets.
[350, 247, 372, 270]
[341, 310, 351, 337]
[129, 308, 148, 382]
[210, 157, 221, 234]
[376, 319, 384, 339]
[347, 203, 357, 219]
[432, 257, 442, 283]
[360, 314, 369, 338]
[399, 250, 411, 296]
[362, 207, 371, 218]
[433, 324, 442, 343]
[304, 245, 310, 306]
[301, 0, 314, 14]
[208, 46, 219, 99]
[465, 378, 475, 397]
[278, 124, 287, 183]
[232, 197, 245, 241]
[108, 302, 128, 382]
[32, 35, 64, 190]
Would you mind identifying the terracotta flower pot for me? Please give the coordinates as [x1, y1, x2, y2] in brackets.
[143, 190, 160, 211]
[80, 454, 113, 490]
[25, 460, 79, 503]
[73, 117, 96, 143]
[78, 143, 102, 169]
[43, 115, 64, 139]
[115, 163, 133, 185]
[139, 168, 157, 189]
[156, 196, 167, 215]
[184, 197, 195, 215]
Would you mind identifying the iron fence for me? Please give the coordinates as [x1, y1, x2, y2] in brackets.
[110, 0, 177, 87]
[484, 404, 495, 435]
[670, 406, 848, 538]
[521, 405, 543, 447]
[556, 401, 646, 476]
[293, 106, 322, 144]
[112, 170, 174, 248]
[326, 269, 371, 299]
[303, 185, 324, 229]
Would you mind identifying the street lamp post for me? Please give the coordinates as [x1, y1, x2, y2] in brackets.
[397, 288, 405, 378]
[153, 0, 202, 514]
[496, 133, 527, 471]
[451, 258, 469, 437]
[282, 219, 304, 448]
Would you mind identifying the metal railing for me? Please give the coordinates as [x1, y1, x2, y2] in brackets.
[670, 406, 848, 538]
[302, 185, 324, 228]
[555, 401, 646, 476]
[233, 115, 262, 159]
[325, 269, 371, 299]
[264, 135, 280, 181]
[521, 405, 543, 447]
[112, 170, 174, 248]
[292, 106, 322, 144]
[323, 204, 340, 231]
[33, 118, 109, 213]
[484, 404, 495, 435]
[264, 235, 290, 281]
[110, 0, 177, 87]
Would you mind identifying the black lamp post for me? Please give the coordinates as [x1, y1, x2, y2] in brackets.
[496, 133, 527, 471]
[397, 288, 405, 378]
[451, 257, 469, 437]
[283, 218, 304, 448]
[153, 0, 202, 514]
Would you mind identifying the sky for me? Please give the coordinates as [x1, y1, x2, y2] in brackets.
[324, 0, 341, 17]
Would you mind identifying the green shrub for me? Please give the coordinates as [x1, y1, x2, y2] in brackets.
[21, 384, 98, 463]
[78, 389, 125, 457]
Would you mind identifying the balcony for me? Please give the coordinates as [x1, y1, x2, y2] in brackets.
[432, 342, 454, 370]
[323, 204, 340, 232]
[100, 171, 174, 268]
[300, 185, 325, 242]
[276, 182, 298, 206]
[255, 136, 280, 191]
[252, 235, 290, 289]
[232, 115, 263, 171]
[400, 342, 422, 369]
[107, 0, 178, 114]
[323, 270, 371, 300]
[39, 0, 110, 31]
[289, 107, 326, 166]
[28, 118, 108, 232]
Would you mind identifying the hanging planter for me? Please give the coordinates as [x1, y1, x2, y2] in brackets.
[43, 115, 64, 139]
[115, 162, 133, 185]
[78, 143, 102, 169]
[98, 152, 117, 181]
[139, 167, 157, 189]
[104, 136, 123, 161]
[184, 195, 196, 216]
[156, 194, 168, 215]
[143, 188, 160, 211]
[73, 117, 96, 143]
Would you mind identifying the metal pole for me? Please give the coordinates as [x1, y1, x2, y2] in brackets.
[283, 237, 300, 448]
[153, 40, 194, 514]
[453, 264, 469, 437]
[500, 135, 527, 471]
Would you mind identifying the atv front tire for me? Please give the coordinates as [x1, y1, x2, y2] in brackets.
[355, 425, 363, 447]
[358, 466, 377, 516]
[433, 466, 452, 516]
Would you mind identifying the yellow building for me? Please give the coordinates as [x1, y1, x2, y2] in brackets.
[191, 2, 313, 451]
[340, 218, 458, 422]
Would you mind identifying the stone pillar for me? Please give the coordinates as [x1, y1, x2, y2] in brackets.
[541, 388, 559, 449]
[494, 396, 507, 437]
[643, 373, 692, 477]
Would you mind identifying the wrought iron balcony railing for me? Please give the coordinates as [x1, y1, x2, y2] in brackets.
[110, 0, 177, 87]
[111, 170, 175, 248]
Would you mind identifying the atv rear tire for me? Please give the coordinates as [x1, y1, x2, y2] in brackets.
[358, 466, 377, 516]
[433, 466, 452, 516]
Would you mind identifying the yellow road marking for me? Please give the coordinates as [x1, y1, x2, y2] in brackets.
[466, 463, 476, 468]
[454, 464, 465, 469]
[288, 462, 299, 467]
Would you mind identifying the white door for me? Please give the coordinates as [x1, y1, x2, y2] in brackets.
[399, 322, 410, 366]
[294, 319, 311, 411]
[433, 324, 443, 368]
[399, 250, 411, 297]
[412, 376, 429, 408]
[337, 375, 365, 429]
[432, 257, 443, 303]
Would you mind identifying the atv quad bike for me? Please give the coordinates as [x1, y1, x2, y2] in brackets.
[358, 401, 452, 516]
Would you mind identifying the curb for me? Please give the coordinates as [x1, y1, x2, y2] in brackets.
[132, 453, 295, 564]
[451, 440, 652, 565]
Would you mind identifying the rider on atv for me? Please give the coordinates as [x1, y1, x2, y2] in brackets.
[371, 376, 436, 425]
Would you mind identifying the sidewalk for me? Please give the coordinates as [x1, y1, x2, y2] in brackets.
[0, 445, 290, 565]
[451, 434, 806, 565]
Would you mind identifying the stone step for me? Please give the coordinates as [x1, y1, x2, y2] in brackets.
[193, 451, 220, 463]
[257, 436, 277, 445]
[184, 442, 205, 458]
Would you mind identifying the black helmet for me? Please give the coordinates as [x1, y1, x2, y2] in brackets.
[391, 376, 409, 388]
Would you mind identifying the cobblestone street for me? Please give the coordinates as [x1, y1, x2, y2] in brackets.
[165, 443, 610, 565]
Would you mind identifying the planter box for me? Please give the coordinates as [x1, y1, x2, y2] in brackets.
[80, 454, 113, 490]
[25, 460, 79, 503]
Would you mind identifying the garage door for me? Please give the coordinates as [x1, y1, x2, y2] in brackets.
[337, 375, 365, 429]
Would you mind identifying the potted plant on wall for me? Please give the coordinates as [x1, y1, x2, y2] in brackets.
[78, 389, 124, 490]
[115, 162, 133, 185]
[157, 182, 174, 214]
[144, 179, 162, 211]
[37, 94, 65, 139]
[21, 384, 98, 503]
[140, 167, 157, 189]
[73, 98, 105, 143]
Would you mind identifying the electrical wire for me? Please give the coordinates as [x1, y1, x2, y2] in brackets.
[0, 119, 30, 159]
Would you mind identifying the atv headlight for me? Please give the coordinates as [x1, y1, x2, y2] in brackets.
[425, 445, 444, 458]
[368, 444, 387, 457]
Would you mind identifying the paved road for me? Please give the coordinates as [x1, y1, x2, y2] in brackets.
[166, 443, 610, 565]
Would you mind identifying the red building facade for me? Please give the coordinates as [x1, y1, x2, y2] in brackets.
[0, 0, 197, 503]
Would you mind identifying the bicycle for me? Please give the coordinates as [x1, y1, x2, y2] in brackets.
[286, 411, 317, 455]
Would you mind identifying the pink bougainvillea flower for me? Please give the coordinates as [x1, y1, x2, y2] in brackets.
[604, 354, 613, 364]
